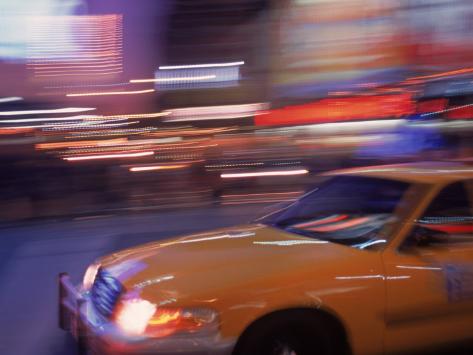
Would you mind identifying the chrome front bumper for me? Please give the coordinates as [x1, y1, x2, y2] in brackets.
[58, 273, 235, 355]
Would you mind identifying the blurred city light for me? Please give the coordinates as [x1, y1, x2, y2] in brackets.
[2, 1, 473, 353]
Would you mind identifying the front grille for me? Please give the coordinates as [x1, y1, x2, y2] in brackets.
[91, 269, 123, 319]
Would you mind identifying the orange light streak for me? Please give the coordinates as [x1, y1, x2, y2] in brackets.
[36, 138, 128, 150]
[407, 67, 473, 81]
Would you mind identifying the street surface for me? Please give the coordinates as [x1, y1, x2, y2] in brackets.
[0, 205, 263, 355]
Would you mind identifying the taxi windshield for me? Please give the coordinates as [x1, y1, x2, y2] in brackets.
[260, 175, 410, 250]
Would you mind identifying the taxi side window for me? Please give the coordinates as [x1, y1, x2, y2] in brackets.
[403, 182, 473, 249]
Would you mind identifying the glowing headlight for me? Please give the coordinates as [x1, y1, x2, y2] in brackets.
[115, 299, 157, 335]
[82, 263, 100, 290]
[115, 298, 218, 338]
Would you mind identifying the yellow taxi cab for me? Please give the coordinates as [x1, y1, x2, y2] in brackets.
[59, 162, 473, 355]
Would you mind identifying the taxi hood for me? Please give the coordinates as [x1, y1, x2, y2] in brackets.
[98, 224, 368, 303]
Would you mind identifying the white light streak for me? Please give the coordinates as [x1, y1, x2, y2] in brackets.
[134, 275, 175, 289]
[164, 114, 252, 122]
[129, 164, 187, 172]
[0, 97, 23, 104]
[336, 275, 384, 280]
[0, 115, 96, 123]
[45, 82, 130, 89]
[0, 107, 96, 116]
[66, 89, 155, 97]
[103, 112, 170, 119]
[167, 103, 267, 116]
[356, 239, 387, 249]
[386, 276, 411, 280]
[396, 265, 443, 271]
[221, 169, 309, 179]
[254, 240, 328, 246]
[222, 191, 303, 198]
[64, 151, 154, 161]
[160, 231, 256, 246]
[130, 75, 216, 83]
[159, 61, 244, 70]
[2, 119, 136, 131]
[275, 119, 405, 135]
[46, 121, 137, 131]
[164, 102, 268, 122]
[421, 102, 473, 117]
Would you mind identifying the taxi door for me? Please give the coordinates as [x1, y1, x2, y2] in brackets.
[382, 181, 473, 354]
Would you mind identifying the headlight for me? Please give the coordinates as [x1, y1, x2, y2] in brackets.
[115, 298, 218, 338]
[82, 263, 100, 290]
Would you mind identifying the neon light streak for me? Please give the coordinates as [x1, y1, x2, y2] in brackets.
[0, 107, 95, 116]
[130, 75, 216, 83]
[159, 61, 244, 70]
[66, 89, 155, 97]
[221, 169, 308, 178]
[64, 151, 153, 161]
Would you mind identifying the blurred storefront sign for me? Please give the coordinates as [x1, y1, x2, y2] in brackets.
[271, 0, 408, 102]
[255, 93, 414, 126]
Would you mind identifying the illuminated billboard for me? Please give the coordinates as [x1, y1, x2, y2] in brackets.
[271, 0, 408, 100]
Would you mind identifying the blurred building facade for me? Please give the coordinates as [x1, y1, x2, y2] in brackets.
[2, 0, 473, 221]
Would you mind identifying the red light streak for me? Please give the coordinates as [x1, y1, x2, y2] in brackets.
[255, 94, 414, 126]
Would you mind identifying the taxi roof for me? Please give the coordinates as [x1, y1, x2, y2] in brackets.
[326, 161, 473, 185]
